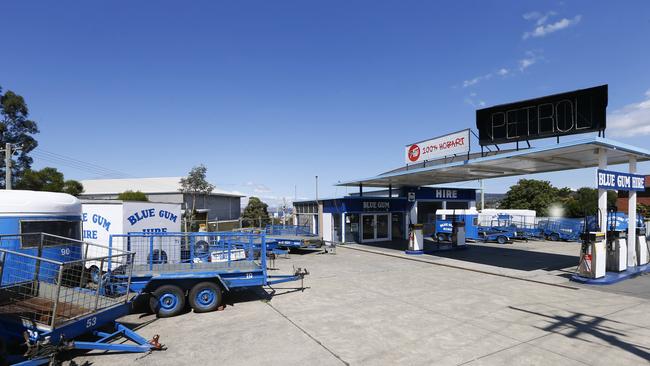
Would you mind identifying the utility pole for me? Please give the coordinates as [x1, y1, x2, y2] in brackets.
[315, 176, 319, 201]
[1, 143, 16, 190]
[481, 179, 485, 211]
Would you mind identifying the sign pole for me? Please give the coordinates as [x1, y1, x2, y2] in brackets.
[598, 149, 608, 232]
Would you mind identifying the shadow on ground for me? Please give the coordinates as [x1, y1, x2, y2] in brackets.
[354, 239, 578, 272]
[510, 305, 650, 361]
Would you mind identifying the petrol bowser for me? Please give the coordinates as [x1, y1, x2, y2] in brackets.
[578, 231, 606, 279]
[408, 223, 424, 252]
[452, 220, 466, 247]
[605, 210, 627, 272]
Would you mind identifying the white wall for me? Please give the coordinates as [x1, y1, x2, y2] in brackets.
[322, 213, 333, 242]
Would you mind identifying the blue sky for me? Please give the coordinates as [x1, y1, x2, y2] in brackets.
[2, 1, 650, 205]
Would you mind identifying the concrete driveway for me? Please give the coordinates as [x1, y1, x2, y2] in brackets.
[72, 242, 650, 365]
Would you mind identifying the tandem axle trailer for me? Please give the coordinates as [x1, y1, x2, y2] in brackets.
[110, 232, 308, 318]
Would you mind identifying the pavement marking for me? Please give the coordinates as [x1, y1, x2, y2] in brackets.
[265, 302, 350, 366]
[338, 244, 581, 290]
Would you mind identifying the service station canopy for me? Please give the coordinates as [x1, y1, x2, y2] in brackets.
[338, 137, 650, 189]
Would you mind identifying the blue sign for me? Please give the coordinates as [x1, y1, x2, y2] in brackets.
[597, 169, 645, 191]
[400, 187, 476, 201]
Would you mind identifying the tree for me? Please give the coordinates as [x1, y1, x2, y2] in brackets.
[564, 188, 619, 217]
[638, 203, 650, 218]
[500, 179, 568, 216]
[15, 167, 84, 196]
[63, 180, 84, 196]
[242, 197, 271, 227]
[179, 165, 215, 230]
[118, 190, 149, 201]
[1, 86, 39, 188]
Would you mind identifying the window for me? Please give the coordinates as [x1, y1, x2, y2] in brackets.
[20, 220, 81, 248]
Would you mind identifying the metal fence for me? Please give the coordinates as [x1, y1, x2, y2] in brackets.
[110, 232, 265, 275]
[265, 225, 312, 236]
[0, 233, 135, 329]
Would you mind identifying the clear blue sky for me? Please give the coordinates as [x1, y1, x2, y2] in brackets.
[2, 1, 650, 205]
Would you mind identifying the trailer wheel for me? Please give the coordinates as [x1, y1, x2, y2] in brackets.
[150, 285, 185, 317]
[189, 282, 223, 313]
[497, 236, 507, 245]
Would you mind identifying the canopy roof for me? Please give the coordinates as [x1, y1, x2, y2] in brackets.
[338, 137, 650, 189]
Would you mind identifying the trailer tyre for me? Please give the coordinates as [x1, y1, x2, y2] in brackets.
[497, 236, 507, 245]
[189, 282, 222, 313]
[150, 285, 185, 317]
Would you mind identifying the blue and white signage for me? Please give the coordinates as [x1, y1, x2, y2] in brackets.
[597, 169, 645, 191]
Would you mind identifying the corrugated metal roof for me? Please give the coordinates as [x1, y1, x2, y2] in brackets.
[79, 177, 244, 197]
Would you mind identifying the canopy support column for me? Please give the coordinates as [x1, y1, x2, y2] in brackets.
[628, 156, 638, 266]
[598, 149, 608, 232]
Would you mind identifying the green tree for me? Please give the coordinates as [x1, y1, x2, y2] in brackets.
[500, 179, 568, 216]
[638, 203, 650, 218]
[62, 180, 84, 196]
[15, 167, 83, 196]
[117, 190, 149, 201]
[1, 86, 39, 188]
[179, 165, 215, 230]
[242, 197, 271, 227]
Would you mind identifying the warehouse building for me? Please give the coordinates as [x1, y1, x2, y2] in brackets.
[79, 177, 243, 222]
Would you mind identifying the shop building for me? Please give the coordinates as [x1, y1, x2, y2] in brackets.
[294, 186, 476, 243]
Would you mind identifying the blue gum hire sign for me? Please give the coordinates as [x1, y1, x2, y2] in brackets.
[597, 169, 645, 191]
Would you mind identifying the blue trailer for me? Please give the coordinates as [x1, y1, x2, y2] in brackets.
[434, 210, 515, 244]
[265, 225, 323, 249]
[0, 233, 160, 366]
[0, 191, 162, 365]
[109, 231, 308, 317]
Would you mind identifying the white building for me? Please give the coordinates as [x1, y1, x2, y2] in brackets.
[79, 177, 244, 221]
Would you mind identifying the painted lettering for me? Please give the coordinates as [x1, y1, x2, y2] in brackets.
[92, 214, 111, 231]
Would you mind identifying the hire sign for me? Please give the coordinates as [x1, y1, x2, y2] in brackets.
[597, 169, 645, 191]
[405, 129, 470, 164]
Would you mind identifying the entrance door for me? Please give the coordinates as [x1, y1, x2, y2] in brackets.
[362, 215, 375, 241]
[361, 214, 390, 242]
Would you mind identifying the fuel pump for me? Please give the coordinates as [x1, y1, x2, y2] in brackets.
[577, 211, 606, 279]
[451, 216, 466, 247]
[408, 223, 424, 252]
[605, 208, 627, 272]
[636, 214, 649, 266]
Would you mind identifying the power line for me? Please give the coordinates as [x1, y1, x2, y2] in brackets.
[29, 149, 134, 178]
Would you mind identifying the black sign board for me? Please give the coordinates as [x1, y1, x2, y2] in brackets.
[476, 85, 607, 146]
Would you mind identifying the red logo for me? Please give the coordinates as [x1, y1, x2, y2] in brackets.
[408, 144, 420, 162]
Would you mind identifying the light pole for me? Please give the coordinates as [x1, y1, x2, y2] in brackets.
[315, 175, 319, 201]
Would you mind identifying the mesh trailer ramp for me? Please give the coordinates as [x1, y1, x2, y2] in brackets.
[0, 233, 163, 366]
[111, 232, 308, 318]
